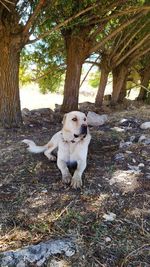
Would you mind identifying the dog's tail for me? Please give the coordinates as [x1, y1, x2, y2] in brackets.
[22, 139, 48, 153]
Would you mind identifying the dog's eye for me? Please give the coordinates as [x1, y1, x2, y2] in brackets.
[72, 117, 77, 122]
[84, 118, 86, 121]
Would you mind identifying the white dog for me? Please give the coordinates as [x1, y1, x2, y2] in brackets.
[22, 111, 91, 189]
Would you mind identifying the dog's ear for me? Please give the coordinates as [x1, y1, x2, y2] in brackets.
[62, 113, 67, 125]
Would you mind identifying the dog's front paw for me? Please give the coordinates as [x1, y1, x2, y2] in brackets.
[62, 173, 72, 184]
[48, 155, 56, 161]
[71, 175, 82, 189]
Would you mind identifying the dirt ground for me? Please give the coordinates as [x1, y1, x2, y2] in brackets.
[0, 104, 150, 267]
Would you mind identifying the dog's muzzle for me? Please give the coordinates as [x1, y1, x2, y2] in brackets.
[81, 124, 87, 135]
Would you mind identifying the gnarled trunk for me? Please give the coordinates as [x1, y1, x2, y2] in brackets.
[111, 64, 128, 106]
[137, 67, 150, 101]
[61, 34, 83, 112]
[95, 57, 109, 107]
[0, 37, 22, 128]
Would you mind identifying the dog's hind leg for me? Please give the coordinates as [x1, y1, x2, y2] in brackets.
[44, 133, 59, 161]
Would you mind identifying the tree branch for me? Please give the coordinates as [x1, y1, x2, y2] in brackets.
[99, 6, 150, 22]
[0, 0, 14, 11]
[113, 20, 150, 64]
[23, 0, 47, 44]
[132, 81, 150, 93]
[116, 33, 150, 66]
[26, 2, 101, 45]
[130, 45, 150, 65]
[85, 60, 100, 67]
[89, 0, 128, 38]
[80, 56, 100, 87]
[89, 13, 142, 54]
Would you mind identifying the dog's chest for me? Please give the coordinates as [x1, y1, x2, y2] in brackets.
[58, 138, 81, 160]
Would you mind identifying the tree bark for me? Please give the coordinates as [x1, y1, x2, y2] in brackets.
[111, 64, 128, 105]
[61, 31, 90, 112]
[0, 37, 22, 128]
[137, 67, 150, 101]
[95, 56, 109, 107]
[118, 72, 128, 102]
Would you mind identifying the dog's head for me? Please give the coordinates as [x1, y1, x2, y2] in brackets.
[62, 111, 88, 142]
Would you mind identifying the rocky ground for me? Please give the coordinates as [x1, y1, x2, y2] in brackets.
[0, 103, 150, 267]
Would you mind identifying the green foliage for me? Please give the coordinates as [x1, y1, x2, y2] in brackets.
[19, 65, 32, 86]
[19, 50, 33, 86]
[37, 67, 64, 94]
[88, 71, 100, 88]
[20, 30, 65, 93]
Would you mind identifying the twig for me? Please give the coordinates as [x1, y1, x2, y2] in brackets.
[52, 200, 74, 222]
[80, 55, 100, 88]
[132, 82, 150, 93]
[0, 0, 10, 11]
[92, 256, 106, 267]
[121, 244, 150, 267]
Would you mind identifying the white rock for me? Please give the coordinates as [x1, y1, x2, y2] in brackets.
[138, 135, 146, 142]
[125, 151, 133, 154]
[138, 135, 150, 145]
[0, 239, 76, 267]
[87, 111, 108, 126]
[105, 237, 111, 242]
[22, 108, 30, 116]
[111, 127, 125, 132]
[41, 189, 48, 194]
[138, 163, 145, 168]
[128, 164, 141, 173]
[103, 212, 116, 221]
[16, 261, 26, 267]
[140, 122, 150, 129]
[119, 141, 132, 149]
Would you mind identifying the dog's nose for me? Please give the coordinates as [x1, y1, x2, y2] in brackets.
[81, 124, 87, 135]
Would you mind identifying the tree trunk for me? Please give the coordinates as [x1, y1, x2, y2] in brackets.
[118, 72, 128, 102]
[61, 32, 90, 112]
[111, 64, 128, 106]
[137, 68, 150, 101]
[0, 38, 22, 128]
[95, 57, 109, 107]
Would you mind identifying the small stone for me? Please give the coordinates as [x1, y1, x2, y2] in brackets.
[22, 108, 30, 116]
[41, 189, 48, 194]
[111, 127, 125, 132]
[17, 261, 26, 267]
[138, 163, 145, 168]
[87, 111, 108, 126]
[103, 212, 116, 221]
[105, 237, 111, 242]
[65, 249, 75, 257]
[119, 118, 139, 128]
[130, 136, 136, 142]
[138, 135, 150, 145]
[140, 122, 150, 129]
[128, 164, 141, 173]
[114, 153, 125, 161]
[119, 141, 132, 149]
[138, 135, 146, 142]
[125, 151, 133, 154]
